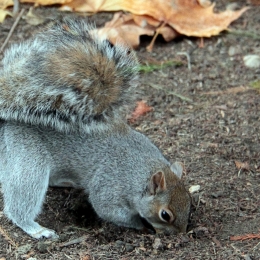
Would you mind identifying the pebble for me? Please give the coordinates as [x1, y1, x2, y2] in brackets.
[125, 243, 134, 252]
[189, 185, 200, 194]
[152, 238, 163, 250]
[115, 240, 125, 249]
[37, 241, 53, 253]
[243, 54, 260, 68]
[228, 46, 241, 56]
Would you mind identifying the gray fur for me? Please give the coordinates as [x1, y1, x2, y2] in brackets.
[0, 122, 190, 238]
[0, 18, 138, 133]
[0, 18, 191, 239]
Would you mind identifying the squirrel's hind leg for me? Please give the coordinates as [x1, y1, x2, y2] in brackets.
[2, 124, 58, 239]
[2, 165, 58, 239]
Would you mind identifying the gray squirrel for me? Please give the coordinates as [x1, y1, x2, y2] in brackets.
[0, 18, 191, 239]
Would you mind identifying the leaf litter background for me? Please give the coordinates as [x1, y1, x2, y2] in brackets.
[0, 0, 260, 259]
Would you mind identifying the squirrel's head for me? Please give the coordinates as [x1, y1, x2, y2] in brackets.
[139, 162, 191, 235]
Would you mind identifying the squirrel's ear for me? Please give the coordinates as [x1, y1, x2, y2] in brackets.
[170, 162, 183, 179]
[150, 171, 166, 195]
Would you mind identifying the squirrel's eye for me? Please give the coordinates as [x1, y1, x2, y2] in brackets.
[159, 209, 172, 223]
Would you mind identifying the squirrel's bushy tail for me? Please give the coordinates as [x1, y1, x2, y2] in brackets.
[0, 18, 139, 133]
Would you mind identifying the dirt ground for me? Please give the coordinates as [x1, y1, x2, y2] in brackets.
[0, 1, 259, 259]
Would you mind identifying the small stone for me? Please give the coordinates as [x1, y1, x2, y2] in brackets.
[59, 234, 69, 242]
[243, 54, 260, 68]
[180, 235, 190, 243]
[189, 185, 200, 194]
[125, 243, 134, 252]
[152, 238, 163, 250]
[228, 46, 240, 56]
[211, 191, 224, 198]
[115, 240, 124, 249]
[37, 241, 53, 253]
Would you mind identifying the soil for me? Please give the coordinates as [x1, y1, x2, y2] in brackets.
[0, 1, 259, 259]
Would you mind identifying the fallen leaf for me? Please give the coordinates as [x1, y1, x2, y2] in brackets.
[133, 14, 179, 42]
[94, 12, 155, 48]
[0, 9, 12, 23]
[2, 0, 248, 49]
[0, 0, 13, 9]
[234, 160, 250, 171]
[130, 101, 152, 121]
[24, 7, 45, 25]
[21, 0, 72, 5]
[62, 0, 248, 37]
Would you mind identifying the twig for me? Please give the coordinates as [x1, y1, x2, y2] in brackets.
[252, 241, 260, 251]
[0, 8, 25, 53]
[149, 83, 192, 102]
[59, 235, 88, 247]
[230, 233, 260, 241]
[177, 52, 191, 71]
[146, 21, 167, 52]
[0, 225, 18, 247]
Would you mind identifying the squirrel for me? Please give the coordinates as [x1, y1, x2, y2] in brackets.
[0, 18, 191, 239]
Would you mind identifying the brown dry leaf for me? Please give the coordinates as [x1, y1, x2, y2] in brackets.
[2, 0, 248, 49]
[24, 7, 45, 25]
[130, 101, 152, 121]
[94, 12, 155, 48]
[63, 0, 248, 37]
[1, 0, 72, 9]
[95, 12, 179, 48]
[20, 0, 72, 5]
[133, 14, 179, 42]
[234, 160, 250, 171]
[0, 0, 13, 9]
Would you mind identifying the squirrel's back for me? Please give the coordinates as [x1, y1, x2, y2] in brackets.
[0, 18, 139, 133]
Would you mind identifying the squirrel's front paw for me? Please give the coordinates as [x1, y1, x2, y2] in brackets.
[29, 227, 59, 240]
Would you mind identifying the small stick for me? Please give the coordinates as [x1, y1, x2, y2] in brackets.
[230, 233, 260, 241]
[59, 235, 88, 247]
[177, 52, 191, 71]
[146, 21, 166, 52]
[149, 83, 192, 102]
[0, 8, 25, 53]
